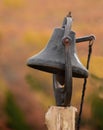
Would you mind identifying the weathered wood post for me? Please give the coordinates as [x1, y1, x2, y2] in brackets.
[45, 106, 77, 130]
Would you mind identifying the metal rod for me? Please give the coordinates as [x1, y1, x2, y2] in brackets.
[76, 35, 95, 43]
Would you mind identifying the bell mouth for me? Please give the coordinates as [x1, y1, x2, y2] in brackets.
[27, 58, 64, 74]
[27, 59, 88, 78]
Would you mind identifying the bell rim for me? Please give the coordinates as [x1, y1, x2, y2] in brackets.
[27, 60, 88, 78]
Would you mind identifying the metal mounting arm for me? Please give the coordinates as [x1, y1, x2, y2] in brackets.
[76, 35, 95, 43]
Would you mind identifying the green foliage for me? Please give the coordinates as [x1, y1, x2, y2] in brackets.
[25, 74, 43, 92]
[91, 95, 103, 130]
[25, 74, 54, 108]
[90, 74, 103, 130]
[4, 91, 31, 130]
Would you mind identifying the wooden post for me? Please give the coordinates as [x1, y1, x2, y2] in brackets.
[45, 106, 77, 130]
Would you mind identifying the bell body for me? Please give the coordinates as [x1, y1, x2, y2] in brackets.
[27, 28, 88, 78]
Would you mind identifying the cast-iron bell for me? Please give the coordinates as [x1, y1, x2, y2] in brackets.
[27, 27, 88, 78]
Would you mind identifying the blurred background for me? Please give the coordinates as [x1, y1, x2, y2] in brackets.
[0, 0, 103, 130]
